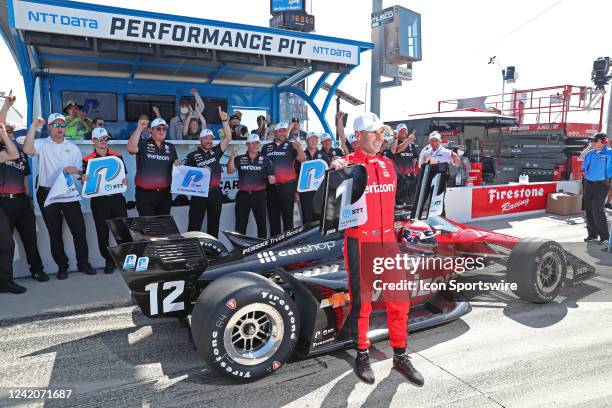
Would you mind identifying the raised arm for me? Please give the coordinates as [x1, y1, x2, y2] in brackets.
[152, 106, 161, 119]
[182, 105, 193, 137]
[227, 146, 237, 174]
[22, 117, 45, 156]
[218, 107, 232, 152]
[191, 88, 205, 114]
[0, 90, 16, 125]
[0, 123, 19, 163]
[127, 118, 148, 154]
[336, 111, 349, 155]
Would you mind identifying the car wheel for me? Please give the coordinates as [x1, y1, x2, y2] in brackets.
[507, 238, 567, 303]
[190, 272, 299, 381]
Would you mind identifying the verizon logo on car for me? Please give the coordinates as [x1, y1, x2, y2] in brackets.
[472, 183, 557, 218]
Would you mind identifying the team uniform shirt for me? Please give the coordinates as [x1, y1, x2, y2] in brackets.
[322, 147, 345, 160]
[304, 148, 331, 164]
[582, 146, 610, 181]
[82, 149, 127, 195]
[133, 139, 177, 190]
[344, 149, 398, 243]
[262, 140, 298, 183]
[234, 153, 274, 192]
[183, 144, 224, 188]
[32, 137, 82, 188]
[418, 145, 452, 166]
[380, 149, 393, 159]
[0, 146, 30, 194]
[393, 143, 419, 174]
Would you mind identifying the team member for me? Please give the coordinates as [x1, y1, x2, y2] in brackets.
[419, 131, 460, 166]
[580, 133, 610, 244]
[330, 112, 424, 386]
[262, 123, 306, 236]
[0, 93, 47, 283]
[82, 128, 128, 273]
[63, 100, 93, 141]
[0, 123, 27, 293]
[227, 134, 275, 238]
[23, 115, 96, 279]
[379, 136, 394, 159]
[449, 145, 471, 187]
[320, 133, 344, 160]
[392, 123, 419, 175]
[183, 107, 232, 237]
[298, 132, 330, 224]
[127, 117, 179, 216]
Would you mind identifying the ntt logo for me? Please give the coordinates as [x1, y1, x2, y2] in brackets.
[258, 251, 277, 263]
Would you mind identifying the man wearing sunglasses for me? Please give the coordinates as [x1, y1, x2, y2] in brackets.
[0, 93, 48, 284]
[82, 128, 128, 273]
[183, 107, 232, 238]
[127, 117, 179, 216]
[23, 114, 96, 279]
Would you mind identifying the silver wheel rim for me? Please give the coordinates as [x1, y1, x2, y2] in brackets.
[223, 303, 284, 366]
[536, 252, 562, 294]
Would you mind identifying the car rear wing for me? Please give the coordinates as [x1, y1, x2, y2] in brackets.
[107, 215, 181, 244]
[108, 238, 208, 318]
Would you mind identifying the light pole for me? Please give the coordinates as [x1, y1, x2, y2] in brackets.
[488, 56, 506, 113]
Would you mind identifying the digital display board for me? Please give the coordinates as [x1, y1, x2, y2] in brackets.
[271, 0, 304, 13]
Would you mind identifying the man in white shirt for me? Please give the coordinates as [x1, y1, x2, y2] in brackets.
[418, 131, 460, 167]
[23, 113, 95, 279]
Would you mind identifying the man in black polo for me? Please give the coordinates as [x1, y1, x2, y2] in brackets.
[127, 117, 179, 216]
[0, 122, 47, 283]
[0, 123, 29, 294]
[320, 133, 344, 161]
[262, 122, 306, 236]
[183, 107, 232, 237]
[298, 132, 330, 224]
[392, 123, 419, 177]
[227, 134, 275, 238]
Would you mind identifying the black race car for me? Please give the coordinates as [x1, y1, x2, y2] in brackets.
[107, 163, 593, 381]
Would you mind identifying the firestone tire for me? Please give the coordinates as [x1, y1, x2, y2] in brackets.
[506, 238, 567, 303]
[190, 272, 299, 382]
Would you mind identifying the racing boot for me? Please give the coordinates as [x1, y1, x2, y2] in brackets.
[354, 350, 375, 384]
[393, 353, 424, 386]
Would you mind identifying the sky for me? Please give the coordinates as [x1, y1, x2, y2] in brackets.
[1, 0, 610, 130]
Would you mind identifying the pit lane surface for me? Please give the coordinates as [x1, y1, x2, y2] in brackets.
[1, 214, 611, 408]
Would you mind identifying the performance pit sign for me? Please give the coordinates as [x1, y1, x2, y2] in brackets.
[12, 0, 358, 65]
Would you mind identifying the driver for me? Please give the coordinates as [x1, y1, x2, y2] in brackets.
[330, 112, 424, 386]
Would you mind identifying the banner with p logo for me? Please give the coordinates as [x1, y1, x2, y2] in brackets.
[44, 171, 82, 207]
[82, 156, 127, 198]
[171, 166, 211, 197]
[297, 159, 328, 193]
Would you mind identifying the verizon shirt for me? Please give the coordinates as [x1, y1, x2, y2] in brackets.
[133, 139, 177, 190]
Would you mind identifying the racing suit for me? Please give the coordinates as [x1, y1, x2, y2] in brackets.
[343, 148, 409, 350]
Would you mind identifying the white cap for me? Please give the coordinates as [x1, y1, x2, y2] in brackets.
[246, 134, 260, 143]
[384, 135, 394, 144]
[347, 133, 358, 144]
[306, 131, 319, 140]
[320, 133, 333, 141]
[429, 131, 442, 141]
[200, 128, 214, 138]
[353, 112, 384, 133]
[47, 113, 66, 124]
[150, 118, 168, 128]
[91, 127, 109, 140]
[396, 123, 408, 132]
[274, 122, 289, 131]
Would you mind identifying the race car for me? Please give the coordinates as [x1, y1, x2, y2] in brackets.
[107, 163, 594, 381]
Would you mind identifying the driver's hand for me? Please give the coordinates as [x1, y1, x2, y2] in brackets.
[330, 158, 348, 170]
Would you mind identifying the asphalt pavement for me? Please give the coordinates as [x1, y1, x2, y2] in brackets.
[0, 212, 611, 408]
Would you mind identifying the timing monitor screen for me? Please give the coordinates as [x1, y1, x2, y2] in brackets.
[125, 94, 175, 123]
[180, 96, 228, 125]
[61, 91, 117, 121]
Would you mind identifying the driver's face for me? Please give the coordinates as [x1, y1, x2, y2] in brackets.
[358, 129, 384, 155]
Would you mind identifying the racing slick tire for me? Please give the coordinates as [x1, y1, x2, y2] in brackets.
[190, 272, 300, 381]
[180, 231, 228, 259]
[506, 238, 567, 303]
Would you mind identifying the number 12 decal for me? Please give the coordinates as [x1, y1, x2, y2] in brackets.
[144, 280, 185, 316]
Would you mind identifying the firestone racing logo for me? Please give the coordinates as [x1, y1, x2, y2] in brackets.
[488, 186, 545, 213]
[256, 241, 336, 263]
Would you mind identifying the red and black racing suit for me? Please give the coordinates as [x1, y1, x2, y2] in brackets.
[343, 148, 409, 350]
